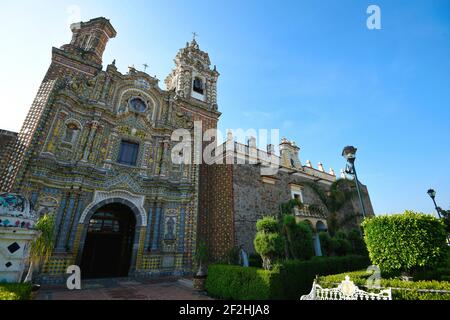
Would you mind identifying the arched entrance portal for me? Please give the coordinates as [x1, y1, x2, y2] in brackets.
[80, 203, 136, 279]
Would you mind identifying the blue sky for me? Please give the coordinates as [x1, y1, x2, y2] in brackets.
[0, 0, 449, 215]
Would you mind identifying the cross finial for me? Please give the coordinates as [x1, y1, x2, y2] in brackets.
[192, 32, 198, 41]
[143, 63, 149, 72]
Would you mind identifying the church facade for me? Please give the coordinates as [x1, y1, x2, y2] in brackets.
[0, 17, 220, 282]
[0, 17, 374, 283]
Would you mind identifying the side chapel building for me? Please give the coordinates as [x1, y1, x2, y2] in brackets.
[0, 18, 374, 283]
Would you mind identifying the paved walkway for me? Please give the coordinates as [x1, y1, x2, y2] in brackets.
[35, 277, 212, 300]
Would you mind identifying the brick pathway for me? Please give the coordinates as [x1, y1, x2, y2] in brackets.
[35, 277, 213, 300]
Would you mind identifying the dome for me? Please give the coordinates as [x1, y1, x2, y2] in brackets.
[0, 193, 37, 229]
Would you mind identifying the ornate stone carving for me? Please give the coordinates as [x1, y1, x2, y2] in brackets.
[79, 190, 147, 226]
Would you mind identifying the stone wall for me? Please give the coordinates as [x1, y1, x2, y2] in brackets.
[232, 165, 330, 254]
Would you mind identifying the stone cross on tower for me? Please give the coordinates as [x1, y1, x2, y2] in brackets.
[192, 32, 198, 41]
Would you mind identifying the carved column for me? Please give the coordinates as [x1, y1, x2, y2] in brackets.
[82, 120, 100, 162]
[103, 130, 118, 169]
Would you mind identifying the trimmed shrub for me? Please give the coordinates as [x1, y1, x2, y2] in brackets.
[254, 217, 284, 270]
[205, 265, 275, 300]
[282, 215, 314, 261]
[0, 283, 32, 300]
[205, 255, 370, 300]
[294, 222, 315, 260]
[256, 217, 279, 233]
[362, 211, 448, 276]
[347, 229, 368, 256]
[318, 270, 450, 300]
[319, 232, 333, 256]
[274, 255, 371, 299]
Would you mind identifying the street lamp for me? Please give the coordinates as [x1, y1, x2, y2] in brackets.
[427, 188, 442, 219]
[342, 146, 367, 219]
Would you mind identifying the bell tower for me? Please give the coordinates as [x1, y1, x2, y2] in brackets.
[44, 17, 117, 81]
[165, 38, 220, 111]
[280, 138, 302, 169]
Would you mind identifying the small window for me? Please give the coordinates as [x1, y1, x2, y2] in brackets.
[290, 158, 296, 167]
[193, 77, 205, 95]
[118, 141, 139, 166]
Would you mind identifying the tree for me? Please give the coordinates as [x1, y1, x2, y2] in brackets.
[362, 211, 447, 277]
[254, 217, 284, 270]
[347, 228, 368, 256]
[304, 179, 358, 235]
[24, 214, 55, 283]
[280, 215, 314, 261]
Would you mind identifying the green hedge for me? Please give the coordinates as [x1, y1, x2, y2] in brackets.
[205, 265, 276, 300]
[206, 255, 370, 300]
[0, 283, 32, 300]
[318, 270, 450, 300]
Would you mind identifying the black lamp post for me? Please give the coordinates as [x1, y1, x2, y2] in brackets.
[342, 146, 367, 219]
[427, 188, 442, 219]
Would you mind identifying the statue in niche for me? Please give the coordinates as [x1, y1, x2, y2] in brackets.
[164, 217, 176, 240]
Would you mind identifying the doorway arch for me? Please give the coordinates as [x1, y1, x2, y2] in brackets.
[80, 203, 136, 279]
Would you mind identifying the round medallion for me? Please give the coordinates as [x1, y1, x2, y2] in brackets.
[129, 97, 148, 113]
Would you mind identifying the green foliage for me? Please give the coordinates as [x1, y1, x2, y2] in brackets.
[293, 222, 315, 260]
[319, 232, 332, 256]
[0, 283, 32, 300]
[205, 265, 276, 300]
[254, 217, 284, 270]
[319, 229, 366, 257]
[205, 255, 370, 300]
[362, 211, 448, 276]
[304, 179, 358, 234]
[280, 198, 303, 215]
[347, 229, 369, 256]
[280, 216, 314, 260]
[254, 232, 284, 268]
[318, 270, 450, 300]
[31, 214, 55, 266]
[256, 216, 279, 233]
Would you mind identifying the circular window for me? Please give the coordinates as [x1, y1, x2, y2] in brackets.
[128, 98, 148, 113]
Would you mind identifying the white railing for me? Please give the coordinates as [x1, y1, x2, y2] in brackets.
[301, 276, 392, 301]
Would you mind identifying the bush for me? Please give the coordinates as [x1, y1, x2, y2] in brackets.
[320, 230, 364, 257]
[256, 217, 279, 233]
[274, 255, 371, 299]
[205, 265, 276, 300]
[0, 283, 32, 300]
[347, 229, 368, 256]
[254, 217, 284, 270]
[293, 222, 315, 260]
[319, 232, 333, 256]
[282, 216, 314, 260]
[362, 211, 448, 277]
[205, 255, 370, 300]
[318, 270, 450, 300]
